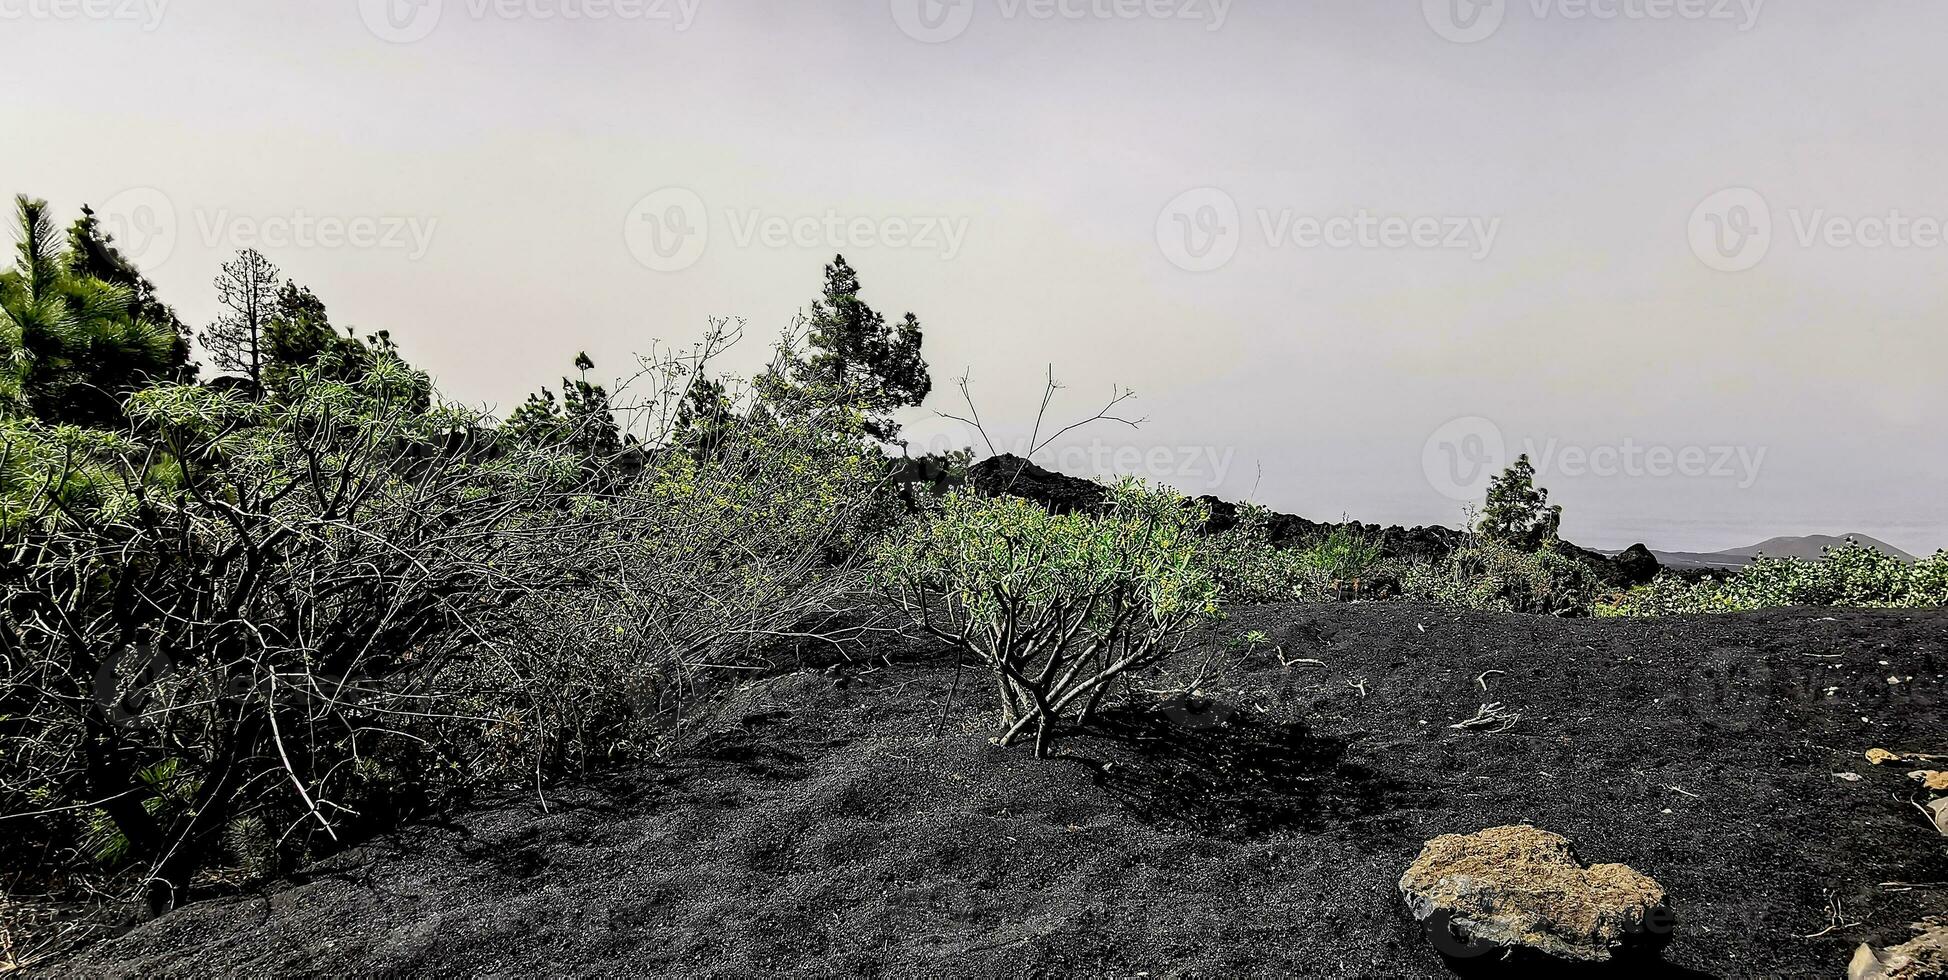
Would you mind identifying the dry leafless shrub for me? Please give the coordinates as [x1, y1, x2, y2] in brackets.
[0, 355, 556, 913]
[0, 324, 909, 915]
[479, 327, 903, 765]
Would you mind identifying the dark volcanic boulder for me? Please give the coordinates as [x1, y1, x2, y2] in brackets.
[1555, 541, 1663, 591]
[1399, 825, 1669, 963]
[967, 455, 1106, 515]
[1612, 543, 1663, 587]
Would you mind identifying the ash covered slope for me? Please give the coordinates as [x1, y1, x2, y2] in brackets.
[61, 605, 1948, 978]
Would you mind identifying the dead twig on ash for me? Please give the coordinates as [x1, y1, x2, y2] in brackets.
[1450, 702, 1521, 734]
[1798, 892, 1863, 939]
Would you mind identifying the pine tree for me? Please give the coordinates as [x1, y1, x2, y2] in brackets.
[785, 255, 932, 441]
[0, 196, 184, 424]
[504, 352, 622, 461]
[1477, 454, 1563, 550]
[203, 249, 281, 392]
[67, 204, 194, 382]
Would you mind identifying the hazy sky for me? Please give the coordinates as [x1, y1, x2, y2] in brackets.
[4, 0, 1944, 553]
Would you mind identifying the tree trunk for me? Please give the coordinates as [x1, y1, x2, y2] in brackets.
[1076, 678, 1111, 727]
[82, 717, 165, 873]
[996, 676, 1019, 727]
[142, 702, 261, 918]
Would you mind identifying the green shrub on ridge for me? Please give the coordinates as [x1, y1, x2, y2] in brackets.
[1601, 541, 1948, 616]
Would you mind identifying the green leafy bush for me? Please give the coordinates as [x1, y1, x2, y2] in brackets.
[1, 334, 904, 907]
[1402, 539, 1602, 617]
[1297, 526, 1390, 589]
[1196, 504, 1327, 603]
[1199, 506, 1405, 604]
[878, 480, 1220, 756]
[1195, 506, 1398, 603]
[1601, 543, 1948, 616]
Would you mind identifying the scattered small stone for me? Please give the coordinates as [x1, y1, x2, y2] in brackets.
[1399, 826, 1668, 963]
[1835, 772, 1865, 783]
[1907, 771, 1948, 791]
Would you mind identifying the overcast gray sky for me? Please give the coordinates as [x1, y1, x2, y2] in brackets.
[3, 0, 1944, 553]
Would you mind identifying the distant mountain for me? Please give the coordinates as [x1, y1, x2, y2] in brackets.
[1647, 534, 1916, 571]
[1723, 534, 1916, 561]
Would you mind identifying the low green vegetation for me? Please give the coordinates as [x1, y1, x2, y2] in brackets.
[1203, 460, 1607, 617]
[1200, 506, 1396, 603]
[1401, 539, 1602, 617]
[1199, 504, 1336, 603]
[1298, 525, 1391, 591]
[1601, 542, 1948, 617]
[878, 480, 1219, 756]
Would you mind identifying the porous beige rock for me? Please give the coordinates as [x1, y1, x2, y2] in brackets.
[1398, 825, 1668, 962]
[1852, 919, 1948, 980]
